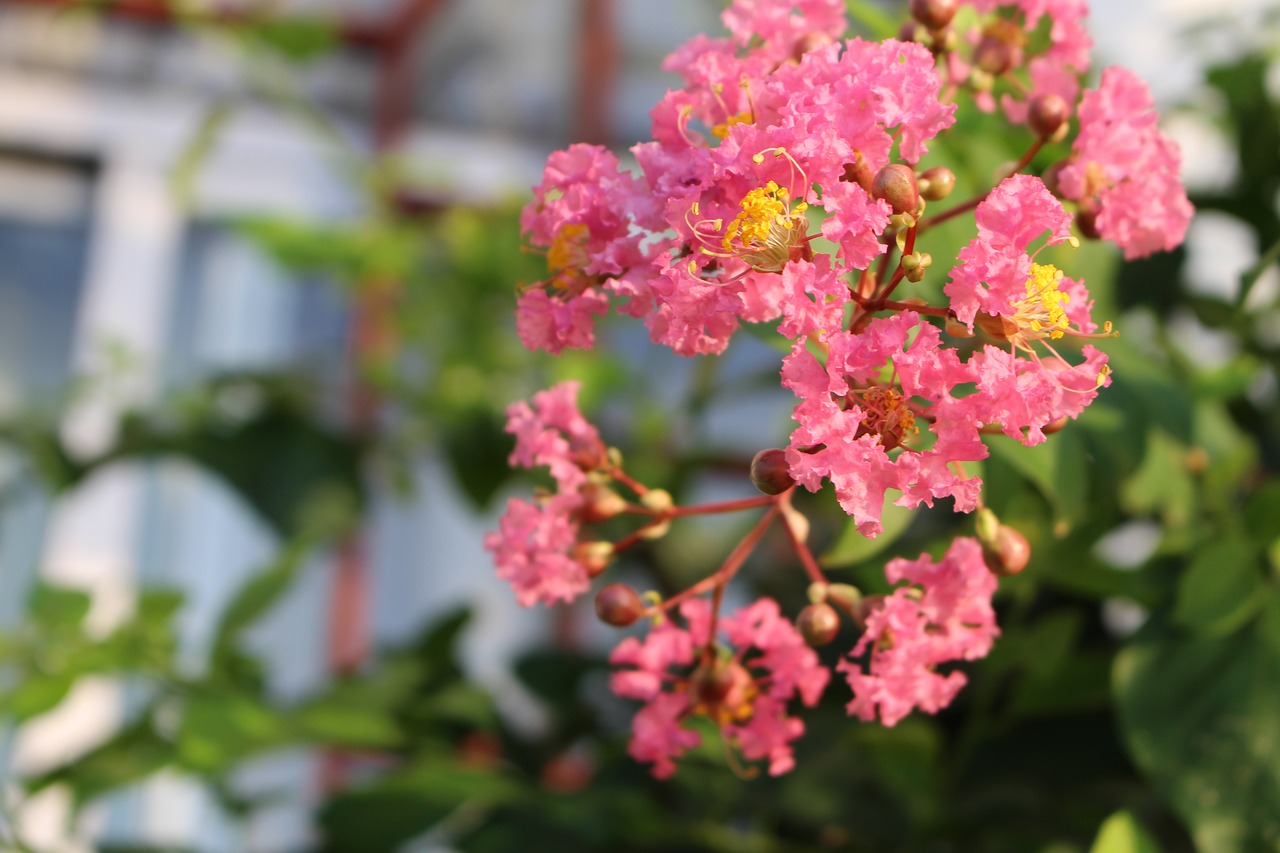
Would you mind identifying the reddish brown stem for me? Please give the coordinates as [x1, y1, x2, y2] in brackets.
[851, 292, 951, 319]
[778, 494, 826, 586]
[645, 505, 781, 616]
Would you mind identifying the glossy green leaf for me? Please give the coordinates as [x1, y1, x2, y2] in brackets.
[1115, 600, 1280, 852]
[821, 499, 915, 567]
[1173, 536, 1269, 635]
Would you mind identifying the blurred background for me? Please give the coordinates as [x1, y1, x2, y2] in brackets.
[0, 1, 1277, 851]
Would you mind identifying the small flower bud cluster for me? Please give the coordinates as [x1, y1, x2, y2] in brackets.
[489, 0, 1191, 778]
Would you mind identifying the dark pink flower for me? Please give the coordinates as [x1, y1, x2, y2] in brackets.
[610, 597, 828, 778]
[782, 312, 986, 536]
[486, 382, 608, 606]
[518, 145, 657, 353]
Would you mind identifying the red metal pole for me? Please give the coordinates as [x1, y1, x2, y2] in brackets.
[575, 0, 618, 145]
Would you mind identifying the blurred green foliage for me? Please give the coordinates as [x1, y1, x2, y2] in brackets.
[1, 5, 1279, 853]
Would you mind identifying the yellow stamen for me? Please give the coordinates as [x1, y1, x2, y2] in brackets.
[711, 111, 753, 139]
[547, 223, 589, 273]
[1020, 262, 1070, 340]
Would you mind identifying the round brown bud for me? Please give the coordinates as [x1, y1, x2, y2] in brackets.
[825, 583, 863, 616]
[573, 541, 614, 578]
[594, 583, 644, 627]
[1041, 415, 1070, 436]
[797, 603, 841, 646]
[840, 153, 875, 191]
[1028, 94, 1070, 139]
[1040, 160, 1067, 198]
[909, 0, 959, 30]
[750, 448, 795, 495]
[580, 485, 628, 522]
[982, 525, 1032, 577]
[872, 164, 920, 214]
[918, 166, 955, 201]
[974, 33, 1015, 76]
[1076, 198, 1102, 240]
[687, 659, 753, 715]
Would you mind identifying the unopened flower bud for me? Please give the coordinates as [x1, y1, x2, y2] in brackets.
[945, 314, 973, 338]
[825, 583, 863, 616]
[910, 0, 959, 30]
[688, 659, 753, 714]
[918, 166, 955, 201]
[1041, 161, 1067, 198]
[797, 603, 840, 646]
[975, 507, 1001, 544]
[840, 153, 875, 191]
[1076, 198, 1102, 240]
[1042, 415, 1069, 435]
[974, 20, 1022, 75]
[983, 524, 1032, 576]
[573, 541, 614, 577]
[580, 485, 628, 522]
[594, 582, 644, 627]
[872, 164, 920, 214]
[750, 448, 794, 495]
[1028, 94, 1070, 140]
[640, 488, 673, 512]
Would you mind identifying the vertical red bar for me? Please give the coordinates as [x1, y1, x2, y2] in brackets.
[575, 0, 618, 145]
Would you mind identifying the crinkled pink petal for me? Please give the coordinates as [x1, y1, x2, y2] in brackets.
[484, 496, 589, 608]
[627, 692, 701, 779]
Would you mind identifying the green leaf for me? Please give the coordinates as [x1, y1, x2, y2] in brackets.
[4, 671, 76, 722]
[293, 700, 403, 749]
[177, 692, 290, 773]
[29, 583, 91, 631]
[1115, 600, 1280, 852]
[1173, 536, 1269, 635]
[986, 428, 1088, 529]
[1089, 811, 1164, 853]
[318, 757, 524, 853]
[1120, 430, 1196, 526]
[210, 541, 310, 676]
[821, 499, 915, 567]
[26, 717, 173, 811]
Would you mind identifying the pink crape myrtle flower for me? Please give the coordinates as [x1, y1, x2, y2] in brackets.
[484, 382, 607, 607]
[610, 597, 829, 779]
[782, 311, 987, 536]
[505, 380, 606, 491]
[721, 0, 848, 63]
[485, 494, 590, 608]
[947, 175, 1113, 443]
[838, 537, 999, 726]
[1058, 66, 1193, 259]
[945, 174, 1075, 329]
[518, 145, 658, 354]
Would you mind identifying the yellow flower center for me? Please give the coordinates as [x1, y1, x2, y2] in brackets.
[1017, 263, 1070, 340]
[710, 181, 809, 273]
[711, 111, 753, 139]
[547, 223, 590, 274]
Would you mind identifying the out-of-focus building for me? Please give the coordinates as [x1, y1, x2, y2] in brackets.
[0, 0, 1273, 848]
[0, 1, 716, 849]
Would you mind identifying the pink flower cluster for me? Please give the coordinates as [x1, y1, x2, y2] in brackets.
[839, 537, 999, 726]
[1057, 67, 1194, 259]
[610, 597, 829, 778]
[490, 0, 1195, 778]
[484, 382, 607, 607]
